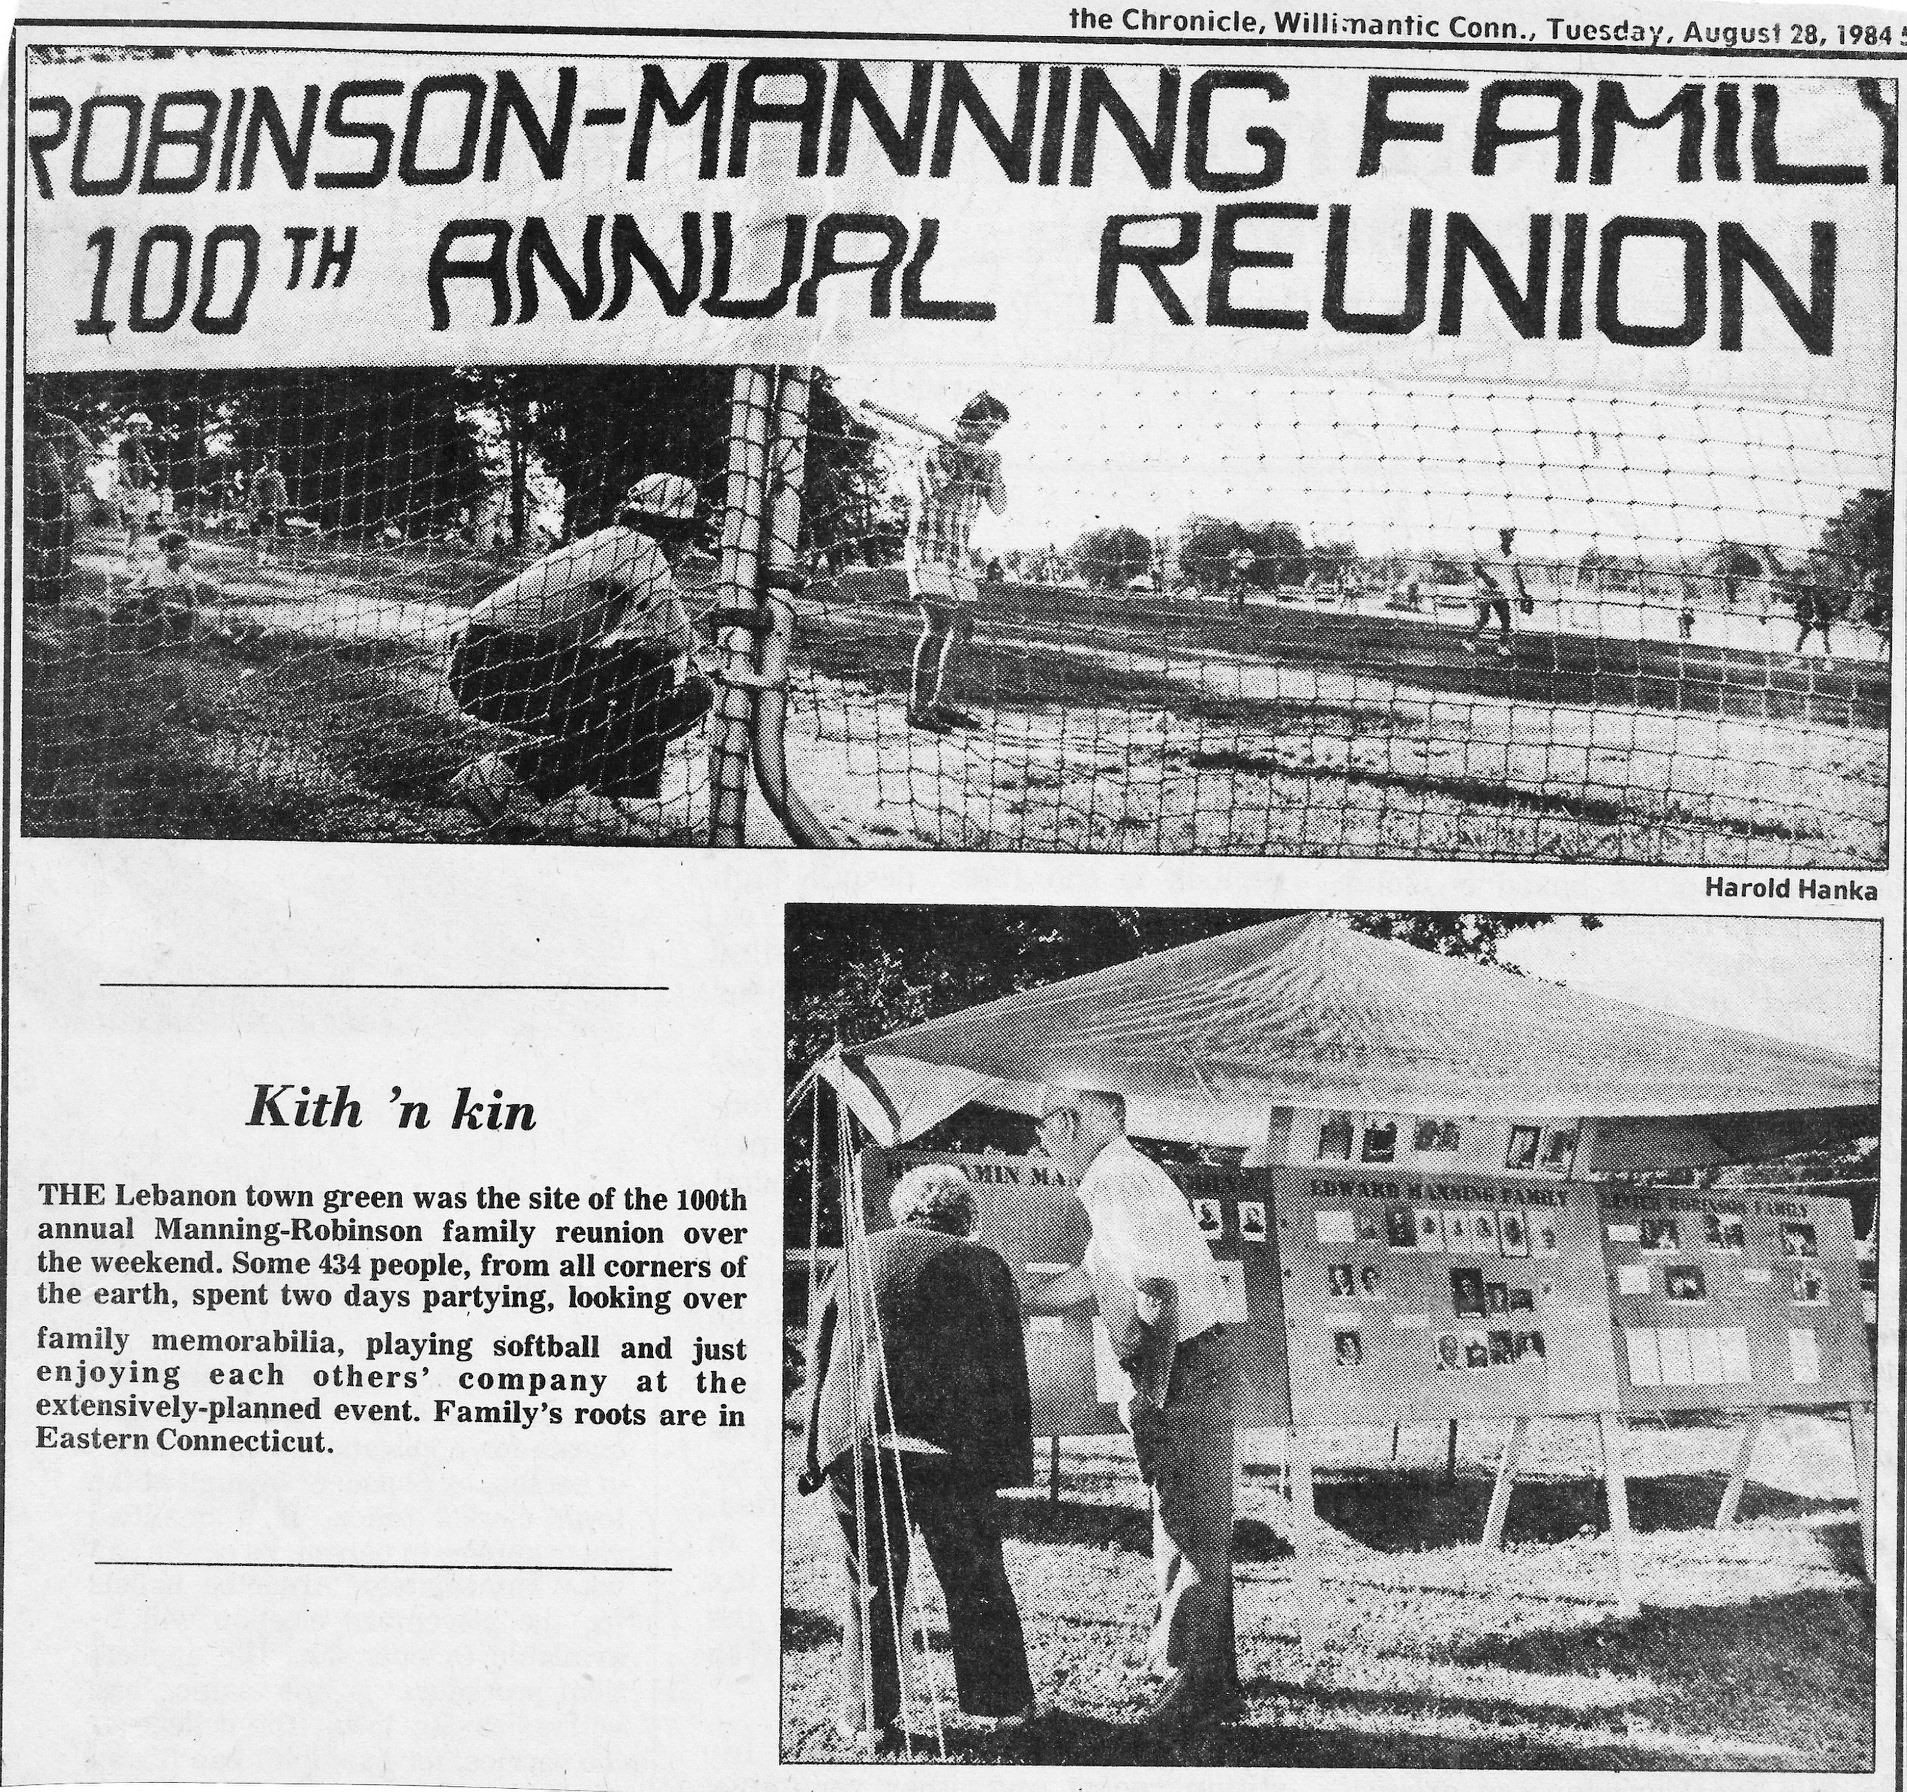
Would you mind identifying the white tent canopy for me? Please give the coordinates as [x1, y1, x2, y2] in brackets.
[816, 916, 1879, 1168]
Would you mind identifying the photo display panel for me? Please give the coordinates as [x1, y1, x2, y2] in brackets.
[856, 1149, 1291, 1435]
[1274, 1166, 1621, 1425]
[1601, 1185, 1873, 1412]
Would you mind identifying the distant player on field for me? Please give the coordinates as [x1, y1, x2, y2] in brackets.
[115, 412, 160, 571]
[1464, 526, 1526, 660]
[247, 454, 289, 566]
[447, 473, 715, 836]
[906, 391, 1009, 734]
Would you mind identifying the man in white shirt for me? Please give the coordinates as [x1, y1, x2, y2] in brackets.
[1023, 1088, 1241, 1734]
[446, 472, 714, 834]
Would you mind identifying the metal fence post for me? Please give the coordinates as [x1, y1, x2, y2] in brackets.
[707, 367, 772, 847]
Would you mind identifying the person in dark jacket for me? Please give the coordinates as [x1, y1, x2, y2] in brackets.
[801, 1164, 1037, 1745]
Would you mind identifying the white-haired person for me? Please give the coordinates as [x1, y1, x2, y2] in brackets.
[800, 1163, 1038, 1748]
[446, 473, 715, 834]
[1024, 1088, 1241, 1736]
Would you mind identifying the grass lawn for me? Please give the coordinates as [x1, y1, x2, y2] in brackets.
[781, 1411, 1874, 1768]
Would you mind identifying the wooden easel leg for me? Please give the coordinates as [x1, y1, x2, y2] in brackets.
[1391, 1423, 1401, 1462]
[1715, 1410, 1764, 1528]
[1849, 1403, 1877, 1582]
[1598, 1412, 1640, 1619]
[1287, 1425, 1323, 1661]
[1445, 1419, 1459, 1486]
[1483, 1416, 1530, 1550]
[1049, 1434, 1060, 1508]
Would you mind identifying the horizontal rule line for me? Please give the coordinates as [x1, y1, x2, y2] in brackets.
[99, 983, 670, 992]
[97, 1561, 672, 1572]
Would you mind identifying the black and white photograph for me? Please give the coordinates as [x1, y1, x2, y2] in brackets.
[783, 907, 1880, 1767]
[1707, 1210, 1749, 1253]
[19, 53, 1895, 863]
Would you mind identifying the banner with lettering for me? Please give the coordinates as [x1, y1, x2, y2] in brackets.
[24, 54, 1895, 408]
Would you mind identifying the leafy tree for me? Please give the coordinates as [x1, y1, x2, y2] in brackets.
[1069, 525, 1151, 587]
[786, 909, 1596, 1244]
[1814, 488, 1891, 627]
[1178, 515, 1247, 586]
[1240, 519, 1304, 586]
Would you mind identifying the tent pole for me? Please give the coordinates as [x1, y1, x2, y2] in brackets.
[1849, 1403, 1877, 1581]
[1286, 1424, 1323, 1660]
[1445, 1419, 1458, 1485]
[1598, 1412, 1640, 1619]
[1714, 1409, 1764, 1528]
[1482, 1416, 1528, 1549]
[1049, 1434, 1060, 1507]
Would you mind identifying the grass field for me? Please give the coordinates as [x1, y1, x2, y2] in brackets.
[780, 1408, 1875, 1769]
[21, 536, 1889, 862]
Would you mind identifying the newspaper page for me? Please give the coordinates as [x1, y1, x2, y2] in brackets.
[6, 0, 1900, 1786]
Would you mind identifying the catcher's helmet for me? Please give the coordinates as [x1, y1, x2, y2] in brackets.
[625, 472, 698, 522]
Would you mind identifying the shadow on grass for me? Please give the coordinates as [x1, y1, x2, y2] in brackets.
[1292, 1467, 1848, 1553]
[1001, 1496, 1291, 1562]
[781, 1606, 839, 1655]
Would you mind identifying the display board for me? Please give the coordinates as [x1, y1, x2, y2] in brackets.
[1600, 1185, 1874, 1413]
[1274, 1166, 1623, 1426]
[844, 1148, 1874, 1440]
[856, 1149, 1292, 1435]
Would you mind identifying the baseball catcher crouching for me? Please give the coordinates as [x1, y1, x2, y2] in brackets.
[448, 473, 714, 833]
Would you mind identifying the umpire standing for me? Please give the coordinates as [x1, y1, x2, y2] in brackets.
[801, 1164, 1038, 1747]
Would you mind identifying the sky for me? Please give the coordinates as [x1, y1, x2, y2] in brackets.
[828, 364, 1889, 569]
[1499, 916, 1882, 1062]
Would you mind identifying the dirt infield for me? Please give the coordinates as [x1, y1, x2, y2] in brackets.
[21, 538, 1889, 862]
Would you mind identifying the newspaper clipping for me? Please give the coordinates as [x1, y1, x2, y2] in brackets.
[6, 0, 1900, 1786]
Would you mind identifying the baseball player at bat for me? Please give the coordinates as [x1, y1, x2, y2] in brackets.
[899, 391, 1010, 734]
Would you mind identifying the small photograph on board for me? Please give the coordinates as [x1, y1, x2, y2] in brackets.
[1355, 1209, 1381, 1243]
[1359, 1265, 1386, 1299]
[1508, 1287, 1535, 1313]
[1540, 1128, 1578, 1173]
[1435, 1332, 1462, 1371]
[1497, 1209, 1530, 1256]
[1238, 1200, 1268, 1242]
[1385, 1205, 1417, 1249]
[1790, 1265, 1826, 1306]
[1334, 1330, 1364, 1367]
[1315, 1208, 1355, 1245]
[1704, 1211, 1747, 1253]
[1532, 1217, 1560, 1257]
[1449, 1267, 1486, 1318]
[1362, 1120, 1398, 1163]
[1473, 1211, 1499, 1250]
[1414, 1119, 1460, 1153]
[1781, 1221, 1820, 1259]
[1513, 1329, 1547, 1362]
[1665, 1264, 1708, 1303]
[1488, 1330, 1515, 1365]
[1414, 1208, 1446, 1251]
[1638, 1214, 1682, 1253]
[1443, 1210, 1470, 1249]
[1193, 1197, 1223, 1236]
[1486, 1281, 1509, 1316]
[1789, 1327, 1823, 1385]
[1463, 1331, 1492, 1370]
[1505, 1126, 1542, 1171]
[1328, 1264, 1356, 1298]
[1317, 1115, 1355, 1161]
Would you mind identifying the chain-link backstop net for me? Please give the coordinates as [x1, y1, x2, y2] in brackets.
[791, 372, 1889, 864]
[22, 364, 1891, 861]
